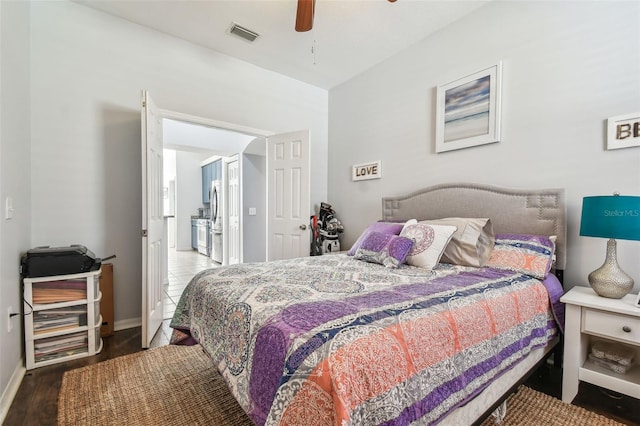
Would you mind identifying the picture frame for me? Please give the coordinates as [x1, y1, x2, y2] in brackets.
[607, 112, 640, 150]
[436, 62, 503, 153]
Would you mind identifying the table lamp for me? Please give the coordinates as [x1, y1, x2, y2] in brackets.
[580, 194, 640, 298]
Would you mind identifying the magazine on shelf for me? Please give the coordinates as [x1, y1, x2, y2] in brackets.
[33, 305, 88, 333]
[33, 280, 87, 289]
[32, 289, 87, 304]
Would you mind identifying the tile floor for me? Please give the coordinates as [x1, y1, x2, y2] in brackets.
[164, 248, 218, 320]
[150, 248, 218, 348]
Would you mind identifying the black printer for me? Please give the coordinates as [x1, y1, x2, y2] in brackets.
[20, 245, 101, 278]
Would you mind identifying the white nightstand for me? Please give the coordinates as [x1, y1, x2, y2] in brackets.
[560, 286, 640, 403]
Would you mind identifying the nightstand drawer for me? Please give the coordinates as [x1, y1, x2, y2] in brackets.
[583, 309, 640, 345]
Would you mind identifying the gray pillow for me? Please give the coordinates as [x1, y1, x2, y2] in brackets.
[418, 218, 495, 267]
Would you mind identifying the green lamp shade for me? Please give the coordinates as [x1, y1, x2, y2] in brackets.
[580, 196, 640, 241]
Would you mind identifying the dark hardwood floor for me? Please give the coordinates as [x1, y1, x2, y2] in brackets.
[3, 321, 171, 426]
[526, 361, 640, 425]
[4, 323, 639, 426]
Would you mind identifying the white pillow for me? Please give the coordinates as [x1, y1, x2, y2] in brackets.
[402, 218, 418, 232]
[400, 223, 458, 269]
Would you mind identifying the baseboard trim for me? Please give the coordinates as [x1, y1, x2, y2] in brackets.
[114, 317, 141, 331]
[0, 359, 25, 424]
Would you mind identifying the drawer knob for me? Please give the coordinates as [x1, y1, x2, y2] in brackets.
[622, 326, 631, 333]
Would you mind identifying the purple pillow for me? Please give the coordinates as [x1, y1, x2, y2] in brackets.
[347, 222, 405, 256]
[353, 231, 414, 268]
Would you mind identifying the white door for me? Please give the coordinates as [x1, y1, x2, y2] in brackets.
[227, 158, 241, 265]
[267, 130, 311, 260]
[140, 90, 164, 348]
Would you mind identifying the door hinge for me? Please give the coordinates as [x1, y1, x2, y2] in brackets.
[142, 100, 146, 108]
[141, 229, 148, 237]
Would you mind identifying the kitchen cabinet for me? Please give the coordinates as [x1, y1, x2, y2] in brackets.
[201, 160, 223, 204]
[202, 162, 213, 204]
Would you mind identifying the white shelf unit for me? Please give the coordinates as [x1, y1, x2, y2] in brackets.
[23, 269, 103, 369]
[561, 286, 640, 403]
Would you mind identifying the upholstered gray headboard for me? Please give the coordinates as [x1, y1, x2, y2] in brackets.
[382, 182, 567, 270]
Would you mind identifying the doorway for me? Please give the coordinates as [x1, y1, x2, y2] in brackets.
[161, 118, 261, 321]
[142, 93, 312, 346]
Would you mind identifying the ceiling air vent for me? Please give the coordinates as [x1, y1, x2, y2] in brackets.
[227, 22, 261, 43]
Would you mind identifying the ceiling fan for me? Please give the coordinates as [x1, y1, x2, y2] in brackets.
[295, 0, 396, 32]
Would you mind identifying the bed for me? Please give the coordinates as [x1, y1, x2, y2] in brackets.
[171, 182, 567, 425]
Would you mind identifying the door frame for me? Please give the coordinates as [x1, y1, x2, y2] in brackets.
[161, 110, 272, 140]
[143, 105, 272, 346]
[159, 111, 271, 267]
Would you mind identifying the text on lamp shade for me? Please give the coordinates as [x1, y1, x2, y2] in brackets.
[603, 209, 639, 217]
[352, 161, 382, 181]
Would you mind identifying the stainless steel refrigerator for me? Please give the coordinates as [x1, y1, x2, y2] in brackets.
[210, 180, 223, 263]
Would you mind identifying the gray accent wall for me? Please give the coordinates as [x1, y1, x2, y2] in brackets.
[328, 1, 640, 292]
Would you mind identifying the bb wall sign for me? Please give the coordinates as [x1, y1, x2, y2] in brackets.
[352, 160, 382, 181]
[607, 112, 640, 150]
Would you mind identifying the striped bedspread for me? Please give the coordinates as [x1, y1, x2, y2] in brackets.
[170, 254, 560, 425]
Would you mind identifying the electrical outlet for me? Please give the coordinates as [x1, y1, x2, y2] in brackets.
[7, 306, 13, 333]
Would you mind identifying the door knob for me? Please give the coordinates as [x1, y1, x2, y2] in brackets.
[299, 224, 307, 230]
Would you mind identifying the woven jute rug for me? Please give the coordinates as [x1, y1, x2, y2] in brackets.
[58, 345, 251, 425]
[58, 344, 625, 426]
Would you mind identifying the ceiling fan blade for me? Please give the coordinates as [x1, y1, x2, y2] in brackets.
[295, 0, 315, 32]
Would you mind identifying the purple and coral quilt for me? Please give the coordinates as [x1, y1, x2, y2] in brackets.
[170, 254, 560, 425]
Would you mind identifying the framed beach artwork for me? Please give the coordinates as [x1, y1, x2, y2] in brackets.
[435, 62, 503, 153]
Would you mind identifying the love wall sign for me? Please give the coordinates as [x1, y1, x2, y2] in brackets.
[352, 161, 382, 181]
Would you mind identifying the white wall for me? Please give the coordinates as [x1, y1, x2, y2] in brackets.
[0, 1, 31, 420]
[242, 153, 267, 263]
[328, 1, 640, 291]
[175, 151, 205, 251]
[29, 1, 328, 326]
